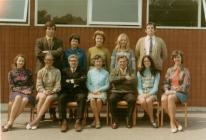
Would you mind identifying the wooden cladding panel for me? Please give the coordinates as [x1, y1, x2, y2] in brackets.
[0, 26, 206, 106]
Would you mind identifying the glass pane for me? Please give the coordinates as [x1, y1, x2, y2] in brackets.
[202, 0, 206, 27]
[37, 0, 87, 25]
[0, 0, 28, 22]
[91, 0, 140, 25]
[149, 0, 198, 27]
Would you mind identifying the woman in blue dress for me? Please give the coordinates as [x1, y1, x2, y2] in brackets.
[87, 55, 109, 128]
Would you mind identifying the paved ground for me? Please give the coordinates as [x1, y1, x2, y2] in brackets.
[1, 104, 206, 140]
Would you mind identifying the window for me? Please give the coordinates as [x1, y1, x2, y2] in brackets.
[36, 0, 142, 27]
[148, 0, 199, 27]
[88, 0, 142, 26]
[202, 0, 206, 27]
[0, 0, 29, 23]
[35, 0, 87, 25]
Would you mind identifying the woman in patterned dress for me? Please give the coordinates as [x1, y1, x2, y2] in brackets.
[2, 54, 34, 132]
[161, 50, 191, 133]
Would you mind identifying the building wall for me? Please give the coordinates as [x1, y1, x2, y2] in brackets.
[0, 0, 205, 106]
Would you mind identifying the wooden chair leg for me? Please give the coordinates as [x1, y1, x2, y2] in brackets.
[161, 107, 164, 127]
[184, 104, 188, 128]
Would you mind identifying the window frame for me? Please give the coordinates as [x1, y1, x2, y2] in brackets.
[87, 0, 142, 26]
[0, 0, 30, 26]
[146, 0, 206, 29]
[35, 0, 142, 28]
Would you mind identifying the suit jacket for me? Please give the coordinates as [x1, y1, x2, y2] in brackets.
[35, 37, 63, 72]
[109, 67, 136, 93]
[135, 36, 167, 71]
[61, 66, 87, 94]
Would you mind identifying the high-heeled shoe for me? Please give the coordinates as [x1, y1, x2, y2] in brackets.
[1, 124, 12, 132]
[171, 127, 178, 133]
[95, 122, 101, 129]
[177, 124, 183, 131]
[26, 123, 38, 130]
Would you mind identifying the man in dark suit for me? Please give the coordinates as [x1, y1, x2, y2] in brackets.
[35, 20, 63, 72]
[34, 20, 64, 120]
[58, 54, 87, 132]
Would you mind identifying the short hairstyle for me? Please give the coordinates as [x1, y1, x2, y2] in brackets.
[44, 52, 54, 60]
[68, 54, 79, 61]
[146, 22, 156, 30]
[94, 55, 103, 61]
[69, 34, 80, 43]
[12, 54, 26, 69]
[44, 21, 56, 30]
[171, 50, 184, 64]
[93, 30, 106, 43]
[117, 55, 128, 62]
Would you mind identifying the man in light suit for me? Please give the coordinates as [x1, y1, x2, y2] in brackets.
[135, 22, 168, 121]
[35, 21, 64, 121]
[135, 22, 167, 71]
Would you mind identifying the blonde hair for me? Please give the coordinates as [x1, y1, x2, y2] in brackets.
[93, 30, 106, 43]
[114, 33, 130, 52]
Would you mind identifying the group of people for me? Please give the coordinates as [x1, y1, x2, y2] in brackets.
[2, 21, 191, 134]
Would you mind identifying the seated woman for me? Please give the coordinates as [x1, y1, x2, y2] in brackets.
[2, 54, 34, 132]
[137, 55, 160, 128]
[161, 50, 191, 133]
[26, 53, 61, 129]
[87, 55, 109, 128]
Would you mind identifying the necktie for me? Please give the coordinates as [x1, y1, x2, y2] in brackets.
[48, 39, 52, 50]
[149, 37, 153, 55]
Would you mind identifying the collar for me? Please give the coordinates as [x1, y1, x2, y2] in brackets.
[45, 35, 53, 41]
[146, 35, 155, 40]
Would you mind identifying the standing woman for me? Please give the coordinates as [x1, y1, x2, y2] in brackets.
[2, 54, 34, 132]
[87, 55, 110, 128]
[161, 50, 191, 133]
[87, 30, 111, 71]
[111, 33, 136, 72]
[137, 55, 160, 128]
[26, 53, 61, 129]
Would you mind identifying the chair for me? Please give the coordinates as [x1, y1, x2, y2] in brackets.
[109, 100, 136, 126]
[135, 101, 160, 126]
[8, 101, 35, 122]
[161, 102, 188, 127]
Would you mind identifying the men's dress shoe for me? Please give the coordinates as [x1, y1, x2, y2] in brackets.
[61, 120, 68, 132]
[177, 125, 183, 131]
[2, 124, 12, 132]
[112, 122, 118, 129]
[171, 128, 178, 133]
[75, 120, 82, 132]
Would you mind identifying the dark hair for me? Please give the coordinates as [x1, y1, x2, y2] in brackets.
[69, 34, 80, 43]
[171, 50, 184, 64]
[12, 54, 26, 69]
[44, 21, 56, 30]
[94, 55, 103, 61]
[139, 55, 159, 77]
[93, 30, 106, 43]
[44, 52, 54, 60]
[146, 22, 156, 30]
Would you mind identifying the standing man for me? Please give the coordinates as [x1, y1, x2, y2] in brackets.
[35, 21, 64, 120]
[58, 54, 87, 132]
[135, 22, 168, 120]
[109, 55, 136, 129]
[135, 22, 167, 71]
